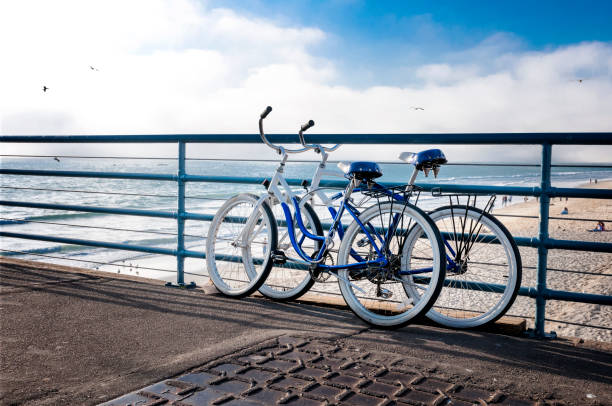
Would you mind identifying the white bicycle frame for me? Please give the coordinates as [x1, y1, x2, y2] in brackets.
[236, 146, 344, 249]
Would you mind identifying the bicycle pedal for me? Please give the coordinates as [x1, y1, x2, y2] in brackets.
[377, 287, 393, 299]
[356, 237, 370, 247]
[271, 250, 287, 265]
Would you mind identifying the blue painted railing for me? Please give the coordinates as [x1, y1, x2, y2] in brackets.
[1, 132, 611, 338]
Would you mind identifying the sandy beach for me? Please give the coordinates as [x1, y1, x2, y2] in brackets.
[492, 180, 612, 341]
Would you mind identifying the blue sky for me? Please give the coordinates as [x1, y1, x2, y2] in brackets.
[211, 0, 612, 46]
[209, 0, 612, 86]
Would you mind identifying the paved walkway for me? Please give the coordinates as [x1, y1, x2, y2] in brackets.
[1, 258, 610, 406]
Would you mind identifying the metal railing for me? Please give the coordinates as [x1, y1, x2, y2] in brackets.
[1, 132, 611, 338]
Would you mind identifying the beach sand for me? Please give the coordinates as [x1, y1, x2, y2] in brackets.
[492, 180, 612, 341]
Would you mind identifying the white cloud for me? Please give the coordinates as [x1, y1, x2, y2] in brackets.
[1, 0, 610, 163]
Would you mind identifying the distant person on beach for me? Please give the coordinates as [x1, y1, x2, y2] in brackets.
[560, 207, 569, 215]
[595, 179, 598, 184]
[594, 221, 605, 231]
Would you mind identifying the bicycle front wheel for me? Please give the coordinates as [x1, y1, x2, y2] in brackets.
[258, 201, 323, 301]
[206, 193, 277, 298]
[337, 201, 445, 328]
[405, 205, 522, 328]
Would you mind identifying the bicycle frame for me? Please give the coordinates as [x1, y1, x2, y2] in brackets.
[236, 146, 442, 278]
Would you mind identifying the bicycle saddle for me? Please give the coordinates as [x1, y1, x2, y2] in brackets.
[338, 161, 383, 180]
[399, 149, 447, 170]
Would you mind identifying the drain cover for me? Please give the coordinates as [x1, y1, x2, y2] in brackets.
[101, 336, 535, 406]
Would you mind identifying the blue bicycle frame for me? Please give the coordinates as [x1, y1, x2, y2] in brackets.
[277, 180, 438, 276]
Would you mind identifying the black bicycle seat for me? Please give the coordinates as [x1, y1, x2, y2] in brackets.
[399, 149, 447, 170]
[338, 161, 383, 180]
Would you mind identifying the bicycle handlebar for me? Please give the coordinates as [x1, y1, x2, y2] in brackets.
[260, 106, 272, 119]
[301, 120, 315, 132]
[259, 106, 311, 154]
[258, 106, 341, 154]
[298, 120, 341, 153]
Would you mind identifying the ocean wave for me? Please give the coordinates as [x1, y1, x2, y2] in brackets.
[26, 212, 107, 222]
[1, 244, 87, 256]
[120, 237, 178, 247]
[551, 171, 580, 176]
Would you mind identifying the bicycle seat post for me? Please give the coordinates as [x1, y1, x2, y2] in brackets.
[406, 166, 419, 191]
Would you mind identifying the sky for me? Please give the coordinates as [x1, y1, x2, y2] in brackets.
[1, 0, 611, 162]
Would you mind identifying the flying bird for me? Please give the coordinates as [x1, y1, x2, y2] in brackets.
[54, 157, 60, 162]
[411, 106, 425, 111]
[42, 86, 49, 92]
[89, 66, 99, 71]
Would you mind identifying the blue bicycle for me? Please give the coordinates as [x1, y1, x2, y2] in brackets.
[207, 107, 446, 328]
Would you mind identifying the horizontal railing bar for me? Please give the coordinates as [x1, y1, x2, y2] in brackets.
[0, 200, 177, 219]
[501, 310, 611, 330]
[519, 285, 612, 305]
[3, 154, 612, 168]
[0, 186, 222, 201]
[1, 155, 177, 160]
[545, 238, 612, 253]
[183, 175, 612, 198]
[4, 200, 608, 252]
[3, 232, 609, 304]
[2, 132, 612, 144]
[2, 170, 609, 199]
[511, 236, 612, 252]
[495, 213, 612, 223]
[0, 249, 178, 273]
[548, 187, 612, 198]
[544, 289, 612, 305]
[0, 168, 176, 181]
[182, 213, 215, 222]
[0, 186, 177, 198]
[418, 184, 612, 198]
[521, 264, 612, 276]
[0, 231, 176, 256]
[0, 217, 203, 238]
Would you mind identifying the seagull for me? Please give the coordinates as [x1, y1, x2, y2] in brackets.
[43, 86, 49, 92]
[54, 156, 60, 162]
[89, 66, 99, 71]
[410, 106, 425, 111]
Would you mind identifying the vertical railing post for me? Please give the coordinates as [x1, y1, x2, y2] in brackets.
[176, 141, 186, 286]
[534, 143, 554, 338]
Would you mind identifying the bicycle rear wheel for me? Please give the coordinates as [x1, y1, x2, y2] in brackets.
[258, 201, 323, 301]
[337, 201, 445, 328]
[404, 205, 521, 328]
[206, 193, 277, 298]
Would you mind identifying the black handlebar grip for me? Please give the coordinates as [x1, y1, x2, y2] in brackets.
[260, 106, 272, 119]
[301, 120, 315, 132]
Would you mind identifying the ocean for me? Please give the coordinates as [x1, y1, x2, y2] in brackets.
[1, 156, 610, 284]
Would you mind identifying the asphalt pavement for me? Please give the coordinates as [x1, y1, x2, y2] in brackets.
[1, 258, 610, 406]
